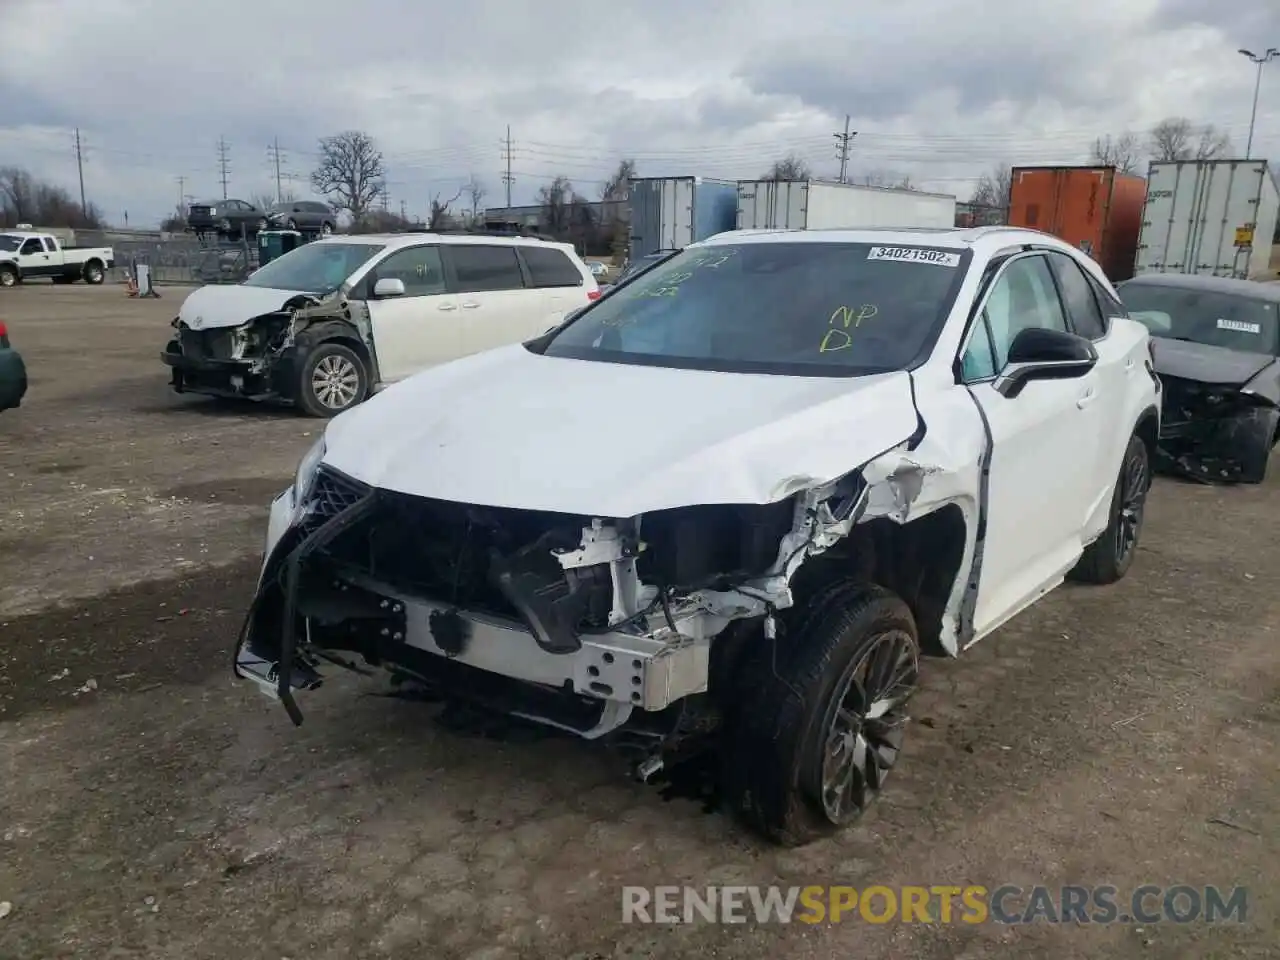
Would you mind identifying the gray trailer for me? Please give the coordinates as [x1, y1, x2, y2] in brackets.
[627, 176, 738, 260]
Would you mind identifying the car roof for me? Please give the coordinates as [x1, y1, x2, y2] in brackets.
[693, 225, 1086, 257]
[312, 232, 579, 253]
[1118, 272, 1280, 302]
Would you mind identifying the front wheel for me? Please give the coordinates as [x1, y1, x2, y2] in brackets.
[0, 265, 18, 287]
[320, 222, 333, 236]
[1069, 433, 1151, 584]
[296, 342, 368, 418]
[721, 581, 920, 846]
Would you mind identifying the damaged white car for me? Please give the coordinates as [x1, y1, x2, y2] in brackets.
[236, 226, 1161, 845]
[161, 232, 599, 417]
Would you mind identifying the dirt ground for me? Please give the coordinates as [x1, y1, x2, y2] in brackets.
[0, 284, 1276, 960]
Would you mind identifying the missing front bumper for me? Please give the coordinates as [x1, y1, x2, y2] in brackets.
[234, 491, 711, 732]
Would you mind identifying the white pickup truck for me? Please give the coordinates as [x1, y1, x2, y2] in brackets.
[0, 231, 115, 287]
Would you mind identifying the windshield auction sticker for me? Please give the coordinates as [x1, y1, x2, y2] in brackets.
[868, 246, 961, 267]
[1217, 318, 1261, 334]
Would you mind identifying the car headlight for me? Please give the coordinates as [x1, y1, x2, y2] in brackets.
[293, 436, 326, 507]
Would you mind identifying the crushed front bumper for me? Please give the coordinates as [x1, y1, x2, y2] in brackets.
[162, 339, 300, 401]
[233, 486, 712, 734]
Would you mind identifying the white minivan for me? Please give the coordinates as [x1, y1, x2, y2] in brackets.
[161, 232, 600, 416]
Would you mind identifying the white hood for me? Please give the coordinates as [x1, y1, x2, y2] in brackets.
[177, 284, 311, 330]
[321, 345, 920, 517]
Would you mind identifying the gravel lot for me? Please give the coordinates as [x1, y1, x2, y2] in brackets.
[1, 284, 1277, 960]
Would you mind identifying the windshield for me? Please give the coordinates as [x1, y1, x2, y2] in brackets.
[243, 241, 383, 294]
[0, 235, 20, 253]
[1119, 282, 1280, 356]
[539, 242, 972, 375]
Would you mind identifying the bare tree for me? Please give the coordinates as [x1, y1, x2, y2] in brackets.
[601, 158, 637, 202]
[858, 170, 914, 190]
[763, 153, 812, 181]
[1148, 117, 1232, 162]
[464, 175, 487, 221]
[538, 176, 575, 235]
[0, 166, 105, 229]
[1091, 132, 1143, 174]
[969, 164, 1012, 212]
[250, 188, 298, 211]
[429, 188, 464, 230]
[310, 130, 385, 223]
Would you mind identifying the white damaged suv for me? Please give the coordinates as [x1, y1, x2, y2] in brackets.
[236, 226, 1161, 845]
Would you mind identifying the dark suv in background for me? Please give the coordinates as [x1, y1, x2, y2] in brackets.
[265, 200, 336, 234]
[187, 199, 268, 240]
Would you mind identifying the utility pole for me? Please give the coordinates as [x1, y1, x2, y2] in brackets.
[1239, 47, 1279, 159]
[176, 175, 186, 210]
[216, 137, 231, 199]
[400, 199, 407, 221]
[833, 116, 856, 184]
[381, 186, 389, 212]
[74, 128, 87, 215]
[500, 125, 515, 207]
[268, 138, 286, 203]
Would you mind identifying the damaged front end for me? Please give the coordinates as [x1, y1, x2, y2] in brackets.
[160, 290, 377, 403]
[234, 464, 874, 748]
[1156, 375, 1280, 483]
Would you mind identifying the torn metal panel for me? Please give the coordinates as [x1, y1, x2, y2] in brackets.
[1156, 373, 1280, 483]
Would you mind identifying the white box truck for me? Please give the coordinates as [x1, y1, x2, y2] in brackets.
[1135, 159, 1280, 280]
[736, 180, 956, 231]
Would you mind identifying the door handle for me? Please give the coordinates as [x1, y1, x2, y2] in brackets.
[461, 301, 480, 309]
[1124, 358, 1135, 373]
[1076, 388, 1098, 409]
[438, 302, 457, 311]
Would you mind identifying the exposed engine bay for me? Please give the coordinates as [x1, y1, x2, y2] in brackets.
[161, 290, 378, 401]
[1156, 375, 1280, 483]
[235, 444, 973, 773]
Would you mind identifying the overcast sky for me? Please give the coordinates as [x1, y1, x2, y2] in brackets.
[1, 0, 1277, 227]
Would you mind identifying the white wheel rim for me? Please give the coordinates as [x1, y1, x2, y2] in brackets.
[311, 355, 359, 409]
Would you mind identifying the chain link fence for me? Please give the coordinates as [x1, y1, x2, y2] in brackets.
[64, 229, 259, 286]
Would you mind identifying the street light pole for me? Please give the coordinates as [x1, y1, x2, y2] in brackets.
[1239, 47, 1279, 160]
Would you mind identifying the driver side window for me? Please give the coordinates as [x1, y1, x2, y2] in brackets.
[20, 238, 43, 255]
[961, 255, 1068, 381]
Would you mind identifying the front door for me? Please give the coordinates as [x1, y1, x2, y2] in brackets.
[363, 244, 460, 381]
[959, 253, 1101, 639]
[16, 238, 53, 277]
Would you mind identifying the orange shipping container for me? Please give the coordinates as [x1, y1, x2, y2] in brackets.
[1007, 166, 1147, 281]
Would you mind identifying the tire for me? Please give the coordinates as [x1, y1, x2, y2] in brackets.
[218, 218, 232, 235]
[286, 219, 298, 230]
[296, 341, 368, 418]
[1069, 433, 1151, 585]
[83, 260, 105, 285]
[321, 222, 333, 236]
[721, 581, 920, 846]
[0, 265, 18, 287]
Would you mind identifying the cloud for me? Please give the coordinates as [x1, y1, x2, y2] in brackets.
[1, 0, 1278, 226]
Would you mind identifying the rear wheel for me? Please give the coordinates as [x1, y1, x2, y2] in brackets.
[1069, 433, 1150, 584]
[320, 222, 334, 235]
[286, 218, 298, 230]
[721, 582, 919, 846]
[83, 261, 105, 285]
[296, 342, 368, 418]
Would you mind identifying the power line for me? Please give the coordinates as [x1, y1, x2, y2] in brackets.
[73, 128, 87, 214]
[500, 125, 515, 206]
[216, 137, 231, 199]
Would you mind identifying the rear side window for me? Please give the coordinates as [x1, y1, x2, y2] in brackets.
[448, 245, 525, 293]
[1047, 252, 1107, 340]
[521, 246, 583, 288]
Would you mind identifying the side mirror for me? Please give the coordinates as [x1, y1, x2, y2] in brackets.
[372, 277, 405, 298]
[994, 327, 1098, 399]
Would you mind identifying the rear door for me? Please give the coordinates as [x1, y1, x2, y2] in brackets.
[362, 244, 461, 380]
[442, 244, 536, 354]
[1044, 250, 1143, 535]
